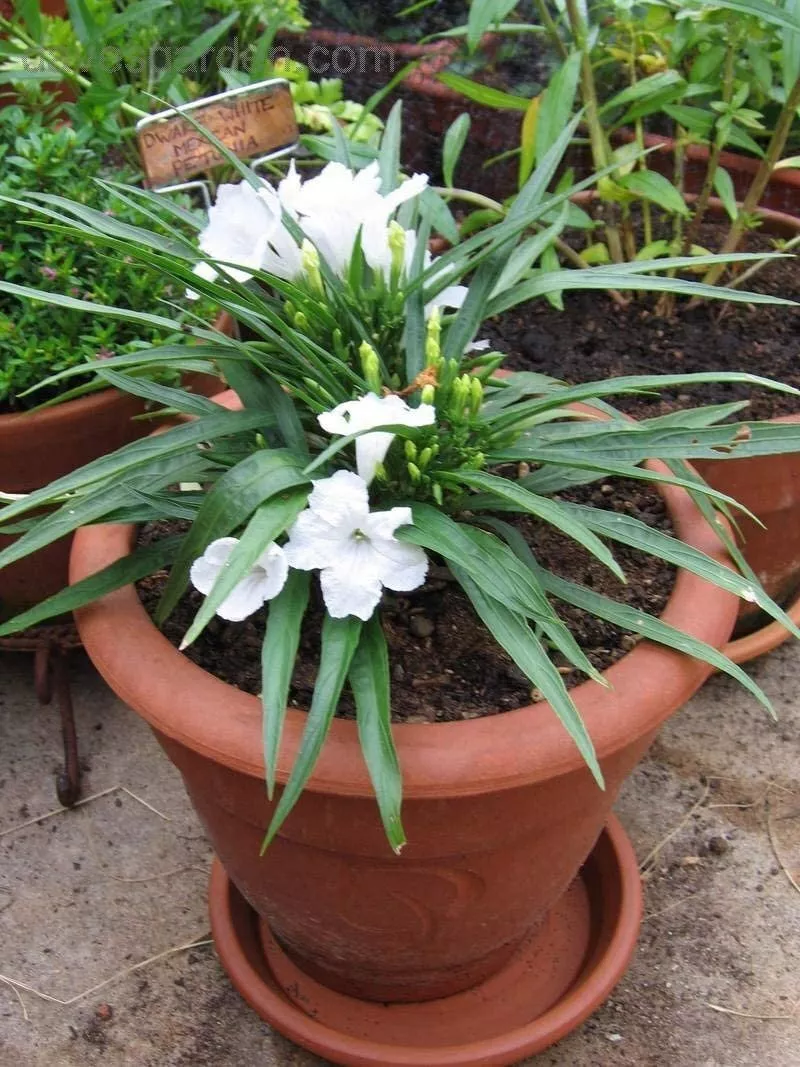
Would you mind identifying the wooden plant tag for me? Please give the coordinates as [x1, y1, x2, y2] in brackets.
[136, 79, 298, 188]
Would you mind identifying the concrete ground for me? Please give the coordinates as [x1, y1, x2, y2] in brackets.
[1, 641, 798, 1067]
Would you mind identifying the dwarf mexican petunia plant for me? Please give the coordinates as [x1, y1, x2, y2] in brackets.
[2, 107, 800, 852]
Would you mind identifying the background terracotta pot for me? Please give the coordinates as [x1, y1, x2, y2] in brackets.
[276, 28, 524, 197]
[0, 316, 227, 619]
[0, 387, 147, 617]
[71, 468, 737, 1016]
[693, 413, 800, 662]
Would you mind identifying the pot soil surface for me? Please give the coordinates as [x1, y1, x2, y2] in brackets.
[488, 219, 800, 421]
[138, 478, 674, 724]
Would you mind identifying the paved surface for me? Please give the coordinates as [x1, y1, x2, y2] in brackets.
[1, 642, 798, 1067]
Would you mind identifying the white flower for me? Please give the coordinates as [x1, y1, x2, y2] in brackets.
[191, 180, 302, 294]
[318, 392, 436, 485]
[284, 470, 428, 621]
[189, 537, 289, 622]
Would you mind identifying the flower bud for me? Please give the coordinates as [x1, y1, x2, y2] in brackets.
[405, 440, 418, 462]
[470, 376, 484, 416]
[425, 307, 442, 369]
[388, 220, 407, 280]
[421, 384, 436, 406]
[431, 483, 444, 506]
[468, 451, 486, 470]
[359, 340, 383, 393]
[301, 239, 324, 294]
[418, 447, 433, 470]
[294, 310, 309, 332]
[372, 461, 387, 483]
[407, 462, 422, 485]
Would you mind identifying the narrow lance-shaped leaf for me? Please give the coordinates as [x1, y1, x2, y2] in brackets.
[262, 570, 311, 799]
[0, 537, 183, 638]
[350, 616, 406, 853]
[262, 615, 363, 851]
[484, 517, 775, 718]
[444, 469, 625, 580]
[562, 503, 800, 640]
[452, 567, 604, 788]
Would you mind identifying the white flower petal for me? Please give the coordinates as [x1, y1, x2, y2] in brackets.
[320, 551, 384, 620]
[285, 509, 350, 570]
[355, 431, 394, 485]
[216, 573, 271, 622]
[427, 284, 469, 315]
[307, 470, 370, 526]
[255, 543, 290, 601]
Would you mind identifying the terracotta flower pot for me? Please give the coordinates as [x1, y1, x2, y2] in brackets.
[636, 132, 800, 219]
[693, 412, 800, 664]
[70, 455, 738, 1064]
[0, 387, 147, 618]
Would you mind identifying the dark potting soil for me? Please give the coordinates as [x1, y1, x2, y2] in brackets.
[137, 479, 675, 724]
[301, 1, 472, 42]
[488, 218, 800, 420]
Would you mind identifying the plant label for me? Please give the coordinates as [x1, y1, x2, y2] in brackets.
[136, 79, 299, 188]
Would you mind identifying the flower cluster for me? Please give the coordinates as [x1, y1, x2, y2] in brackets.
[191, 160, 468, 316]
[190, 394, 433, 622]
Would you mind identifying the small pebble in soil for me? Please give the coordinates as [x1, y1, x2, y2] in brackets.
[707, 835, 731, 856]
[409, 615, 435, 639]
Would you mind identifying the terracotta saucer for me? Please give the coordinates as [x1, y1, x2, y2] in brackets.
[208, 815, 642, 1067]
[722, 588, 800, 665]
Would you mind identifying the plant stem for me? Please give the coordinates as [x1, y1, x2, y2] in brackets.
[699, 70, 800, 289]
[536, 0, 568, 60]
[434, 188, 506, 214]
[564, 0, 624, 264]
[681, 42, 736, 256]
[726, 234, 800, 290]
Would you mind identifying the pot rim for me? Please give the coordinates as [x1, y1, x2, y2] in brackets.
[71, 463, 738, 798]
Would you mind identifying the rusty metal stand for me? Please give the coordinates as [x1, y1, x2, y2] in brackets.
[0, 622, 83, 807]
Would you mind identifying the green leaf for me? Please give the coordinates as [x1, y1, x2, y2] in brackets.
[262, 570, 311, 799]
[616, 171, 691, 216]
[444, 470, 625, 580]
[535, 51, 582, 166]
[0, 451, 209, 573]
[600, 71, 686, 115]
[691, 0, 800, 33]
[400, 509, 606, 685]
[713, 167, 739, 221]
[452, 568, 603, 787]
[442, 113, 471, 189]
[563, 503, 800, 640]
[437, 71, 531, 111]
[96, 369, 221, 419]
[442, 114, 582, 360]
[378, 100, 403, 194]
[17, 0, 42, 40]
[154, 451, 309, 625]
[180, 490, 309, 649]
[156, 10, 240, 93]
[540, 571, 774, 717]
[0, 537, 183, 638]
[0, 409, 271, 528]
[263, 615, 362, 850]
[350, 616, 406, 852]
